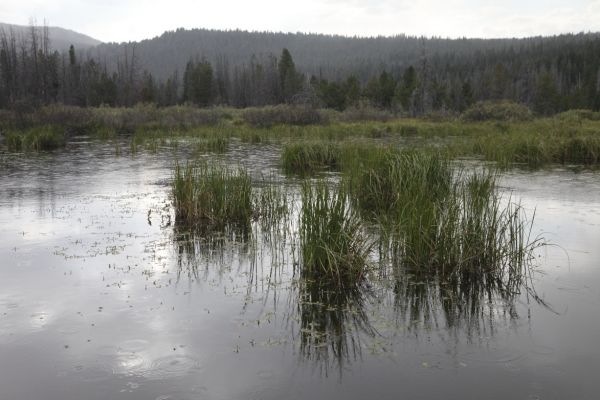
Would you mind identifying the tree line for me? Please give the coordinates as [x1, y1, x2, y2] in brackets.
[2, 24, 600, 115]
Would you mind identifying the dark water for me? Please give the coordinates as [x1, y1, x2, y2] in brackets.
[1, 140, 599, 400]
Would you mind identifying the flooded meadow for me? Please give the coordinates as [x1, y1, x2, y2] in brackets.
[1, 136, 600, 400]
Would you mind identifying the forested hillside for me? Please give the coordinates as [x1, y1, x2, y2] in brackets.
[1, 24, 600, 114]
[0, 22, 101, 51]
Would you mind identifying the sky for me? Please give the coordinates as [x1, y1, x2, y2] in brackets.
[1, 0, 600, 43]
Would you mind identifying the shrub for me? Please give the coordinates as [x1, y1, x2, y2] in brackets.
[242, 105, 327, 128]
[338, 106, 393, 123]
[461, 100, 533, 122]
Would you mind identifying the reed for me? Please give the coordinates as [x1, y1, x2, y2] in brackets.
[463, 132, 600, 167]
[254, 176, 290, 229]
[281, 142, 342, 174]
[195, 137, 229, 153]
[299, 180, 372, 288]
[4, 125, 66, 152]
[172, 162, 253, 230]
[346, 150, 539, 280]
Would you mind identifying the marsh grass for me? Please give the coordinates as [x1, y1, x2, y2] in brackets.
[346, 150, 540, 282]
[195, 137, 229, 153]
[254, 176, 290, 229]
[299, 181, 373, 289]
[172, 162, 253, 230]
[462, 131, 600, 167]
[281, 142, 342, 174]
[5, 125, 65, 152]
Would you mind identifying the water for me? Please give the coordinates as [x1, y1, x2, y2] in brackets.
[1, 139, 599, 400]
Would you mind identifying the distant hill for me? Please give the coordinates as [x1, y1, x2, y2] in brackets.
[89, 28, 514, 81]
[87, 27, 600, 83]
[0, 22, 102, 52]
[2, 23, 600, 112]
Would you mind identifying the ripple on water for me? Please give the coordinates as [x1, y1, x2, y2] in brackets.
[462, 348, 528, 365]
[154, 386, 208, 400]
[118, 339, 151, 353]
[74, 363, 115, 383]
[142, 355, 204, 380]
[114, 352, 147, 375]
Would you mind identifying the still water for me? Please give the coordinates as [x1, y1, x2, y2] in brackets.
[1, 139, 599, 400]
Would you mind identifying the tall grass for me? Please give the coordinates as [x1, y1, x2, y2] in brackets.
[195, 137, 229, 153]
[4, 125, 65, 152]
[172, 162, 253, 230]
[463, 132, 600, 167]
[254, 176, 290, 229]
[281, 142, 341, 174]
[346, 151, 539, 282]
[299, 181, 373, 288]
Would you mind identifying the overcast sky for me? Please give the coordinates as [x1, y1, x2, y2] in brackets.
[2, 0, 600, 43]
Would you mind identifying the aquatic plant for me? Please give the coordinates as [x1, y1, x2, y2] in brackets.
[346, 150, 539, 281]
[253, 176, 290, 229]
[299, 180, 373, 288]
[172, 162, 253, 230]
[195, 137, 229, 153]
[281, 142, 341, 174]
[464, 131, 600, 167]
[4, 125, 66, 152]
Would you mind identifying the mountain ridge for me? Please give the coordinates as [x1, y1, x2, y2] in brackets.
[0, 22, 102, 51]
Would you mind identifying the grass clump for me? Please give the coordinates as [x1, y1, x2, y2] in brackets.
[195, 137, 229, 153]
[172, 163, 253, 230]
[299, 181, 372, 289]
[4, 125, 66, 152]
[464, 131, 600, 167]
[346, 150, 538, 281]
[282, 142, 341, 174]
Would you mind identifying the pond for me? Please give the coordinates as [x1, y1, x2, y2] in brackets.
[1, 138, 599, 400]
